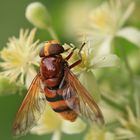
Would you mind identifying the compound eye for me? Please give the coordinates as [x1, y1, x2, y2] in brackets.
[39, 42, 51, 57]
[39, 40, 64, 57]
[39, 47, 45, 57]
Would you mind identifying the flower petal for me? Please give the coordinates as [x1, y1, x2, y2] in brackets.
[126, 106, 137, 125]
[79, 71, 101, 101]
[116, 128, 135, 140]
[84, 127, 115, 140]
[25, 67, 37, 88]
[30, 105, 62, 135]
[119, 2, 135, 27]
[61, 118, 86, 134]
[30, 125, 50, 135]
[101, 105, 120, 123]
[91, 54, 120, 69]
[95, 36, 113, 56]
[52, 131, 61, 140]
[117, 27, 140, 48]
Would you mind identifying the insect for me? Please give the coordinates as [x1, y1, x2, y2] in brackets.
[13, 40, 104, 136]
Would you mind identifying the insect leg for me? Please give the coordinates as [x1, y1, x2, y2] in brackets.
[69, 42, 86, 69]
[65, 47, 76, 60]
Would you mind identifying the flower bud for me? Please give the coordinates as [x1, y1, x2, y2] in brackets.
[25, 2, 51, 29]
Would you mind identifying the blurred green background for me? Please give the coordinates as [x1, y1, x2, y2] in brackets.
[0, 0, 140, 140]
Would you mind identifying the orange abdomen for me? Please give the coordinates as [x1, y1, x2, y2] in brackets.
[44, 86, 78, 121]
[40, 56, 77, 121]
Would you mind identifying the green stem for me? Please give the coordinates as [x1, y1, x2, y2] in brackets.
[101, 93, 126, 113]
[120, 46, 136, 114]
[121, 47, 135, 94]
[47, 27, 59, 41]
[135, 93, 140, 119]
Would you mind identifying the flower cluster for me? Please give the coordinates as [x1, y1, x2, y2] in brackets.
[78, 0, 140, 56]
[0, 29, 40, 87]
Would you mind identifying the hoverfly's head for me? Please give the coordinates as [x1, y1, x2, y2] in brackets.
[39, 40, 64, 57]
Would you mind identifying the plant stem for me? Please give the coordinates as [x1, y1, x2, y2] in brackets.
[101, 93, 126, 113]
[135, 93, 140, 118]
[121, 47, 135, 94]
[47, 27, 59, 41]
[120, 46, 136, 113]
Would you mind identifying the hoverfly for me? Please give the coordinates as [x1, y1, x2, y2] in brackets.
[13, 40, 104, 136]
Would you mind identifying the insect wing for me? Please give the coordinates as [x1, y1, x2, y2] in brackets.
[63, 68, 104, 125]
[13, 73, 46, 136]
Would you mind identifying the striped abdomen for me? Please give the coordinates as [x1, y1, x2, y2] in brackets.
[44, 86, 78, 121]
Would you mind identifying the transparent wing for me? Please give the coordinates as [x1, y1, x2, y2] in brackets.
[13, 73, 46, 136]
[63, 68, 104, 125]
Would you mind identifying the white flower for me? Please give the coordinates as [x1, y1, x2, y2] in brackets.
[84, 126, 115, 140]
[79, 0, 140, 55]
[30, 105, 86, 140]
[64, 1, 92, 37]
[0, 29, 40, 88]
[63, 42, 120, 101]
